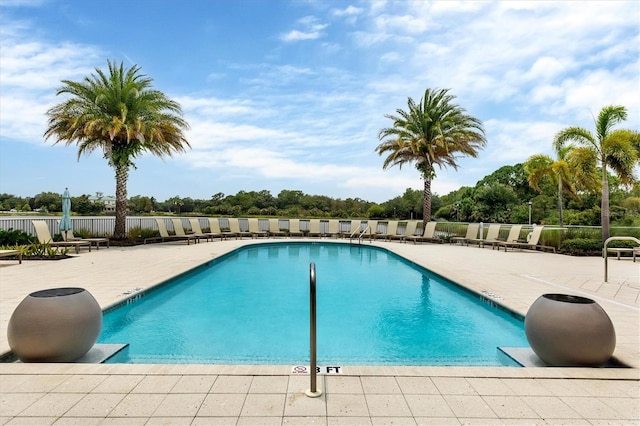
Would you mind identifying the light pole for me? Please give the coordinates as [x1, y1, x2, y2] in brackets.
[455, 203, 460, 221]
[528, 201, 532, 225]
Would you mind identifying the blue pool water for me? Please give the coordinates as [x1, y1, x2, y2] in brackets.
[99, 242, 528, 365]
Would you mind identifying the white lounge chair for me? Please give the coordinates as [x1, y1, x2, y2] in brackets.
[61, 228, 109, 249]
[172, 219, 203, 243]
[144, 219, 197, 244]
[450, 223, 479, 246]
[32, 220, 91, 253]
[189, 218, 221, 241]
[374, 221, 398, 240]
[326, 220, 340, 238]
[228, 218, 252, 238]
[488, 224, 523, 250]
[389, 221, 417, 242]
[498, 226, 556, 253]
[0, 249, 22, 264]
[208, 218, 236, 239]
[248, 218, 268, 238]
[287, 219, 305, 237]
[267, 219, 286, 238]
[307, 219, 323, 237]
[467, 224, 501, 248]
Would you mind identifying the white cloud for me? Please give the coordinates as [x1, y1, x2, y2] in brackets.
[332, 5, 363, 17]
[280, 16, 328, 42]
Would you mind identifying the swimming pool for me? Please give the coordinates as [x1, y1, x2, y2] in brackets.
[99, 242, 528, 365]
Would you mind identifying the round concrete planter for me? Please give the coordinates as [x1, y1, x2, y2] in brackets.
[525, 293, 616, 366]
[7, 287, 102, 362]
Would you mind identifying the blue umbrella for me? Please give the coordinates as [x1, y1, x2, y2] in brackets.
[60, 188, 72, 240]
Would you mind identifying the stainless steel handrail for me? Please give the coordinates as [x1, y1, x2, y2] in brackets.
[603, 236, 640, 282]
[305, 262, 322, 397]
[350, 226, 371, 244]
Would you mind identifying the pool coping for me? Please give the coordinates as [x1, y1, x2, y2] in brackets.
[1, 238, 638, 379]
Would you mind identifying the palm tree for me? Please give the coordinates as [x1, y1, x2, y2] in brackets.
[44, 60, 190, 239]
[376, 88, 486, 227]
[524, 141, 598, 227]
[554, 105, 639, 240]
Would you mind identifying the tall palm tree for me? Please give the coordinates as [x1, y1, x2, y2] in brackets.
[44, 60, 190, 239]
[376, 88, 486, 227]
[554, 105, 638, 240]
[524, 141, 598, 227]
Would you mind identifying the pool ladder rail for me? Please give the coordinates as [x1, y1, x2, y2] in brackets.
[306, 262, 322, 398]
[349, 225, 373, 244]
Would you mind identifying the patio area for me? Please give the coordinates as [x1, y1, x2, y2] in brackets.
[1, 238, 638, 424]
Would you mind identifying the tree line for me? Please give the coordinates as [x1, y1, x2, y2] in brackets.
[2, 161, 638, 226]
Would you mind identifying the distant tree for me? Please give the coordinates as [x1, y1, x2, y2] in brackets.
[471, 183, 518, 223]
[554, 105, 639, 240]
[376, 88, 486, 226]
[33, 192, 62, 212]
[73, 195, 103, 214]
[524, 140, 598, 227]
[44, 60, 190, 239]
[476, 164, 536, 201]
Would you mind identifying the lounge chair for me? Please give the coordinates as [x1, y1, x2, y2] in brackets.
[144, 219, 198, 244]
[32, 220, 91, 253]
[406, 221, 443, 244]
[307, 219, 323, 237]
[389, 221, 417, 242]
[374, 221, 398, 240]
[248, 218, 268, 238]
[450, 223, 479, 246]
[497, 225, 555, 253]
[0, 249, 22, 264]
[634, 247, 640, 262]
[189, 218, 221, 241]
[287, 219, 305, 237]
[60, 227, 110, 249]
[209, 218, 236, 240]
[489, 224, 523, 250]
[363, 220, 380, 240]
[342, 220, 362, 239]
[228, 218, 252, 238]
[467, 224, 501, 248]
[267, 219, 286, 238]
[171, 219, 204, 243]
[326, 220, 340, 238]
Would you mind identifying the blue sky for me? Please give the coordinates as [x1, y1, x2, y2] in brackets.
[1, 0, 638, 203]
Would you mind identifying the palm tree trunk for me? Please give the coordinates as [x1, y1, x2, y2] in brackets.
[557, 178, 564, 228]
[422, 177, 432, 229]
[601, 164, 610, 241]
[113, 163, 129, 240]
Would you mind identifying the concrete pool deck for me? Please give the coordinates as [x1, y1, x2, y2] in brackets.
[0, 238, 638, 424]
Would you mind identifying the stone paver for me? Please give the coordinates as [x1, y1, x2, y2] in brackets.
[1, 239, 638, 424]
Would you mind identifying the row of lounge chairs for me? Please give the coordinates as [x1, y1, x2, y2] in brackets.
[146, 219, 555, 253]
[449, 223, 556, 253]
[24, 219, 556, 254]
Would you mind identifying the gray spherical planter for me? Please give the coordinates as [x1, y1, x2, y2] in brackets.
[7, 287, 102, 362]
[525, 293, 616, 367]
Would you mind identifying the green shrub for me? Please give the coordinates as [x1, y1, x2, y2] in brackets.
[0, 228, 36, 246]
[71, 228, 92, 238]
[1, 243, 70, 258]
[127, 226, 159, 241]
[559, 238, 602, 256]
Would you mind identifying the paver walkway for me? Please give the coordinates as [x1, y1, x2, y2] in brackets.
[1, 238, 638, 425]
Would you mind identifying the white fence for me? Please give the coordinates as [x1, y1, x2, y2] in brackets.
[0, 216, 360, 237]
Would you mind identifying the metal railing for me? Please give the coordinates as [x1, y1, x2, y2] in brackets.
[305, 262, 322, 398]
[603, 236, 640, 283]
